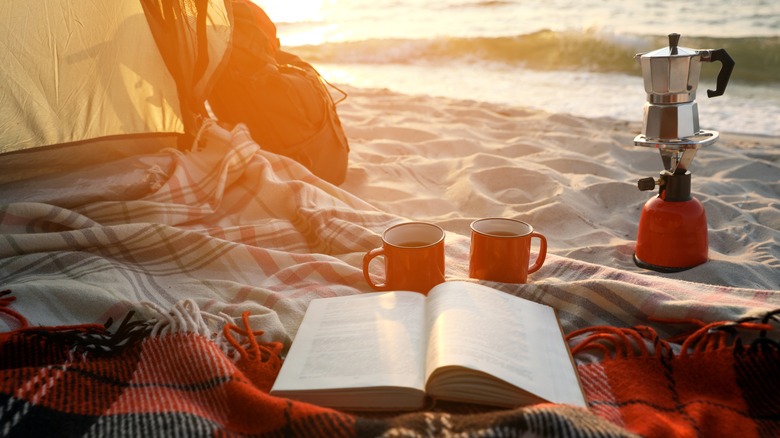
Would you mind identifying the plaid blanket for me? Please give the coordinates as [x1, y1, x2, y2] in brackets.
[1, 123, 775, 339]
[1, 122, 779, 436]
[571, 310, 780, 437]
[1, 291, 778, 437]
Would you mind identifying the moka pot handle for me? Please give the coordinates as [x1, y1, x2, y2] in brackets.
[701, 48, 735, 98]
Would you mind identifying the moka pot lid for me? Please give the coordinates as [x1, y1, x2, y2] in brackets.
[636, 34, 703, 104]
[635, 33, 735, 104]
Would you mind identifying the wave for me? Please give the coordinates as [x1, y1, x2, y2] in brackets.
[287, 30, 780, 85]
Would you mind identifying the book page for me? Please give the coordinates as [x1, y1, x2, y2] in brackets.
[271, 292, 428, 394]
[423, 281, 585, 407]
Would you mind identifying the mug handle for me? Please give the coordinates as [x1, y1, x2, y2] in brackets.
[363, 247, 388, 290]
[527, 232, 547, 274]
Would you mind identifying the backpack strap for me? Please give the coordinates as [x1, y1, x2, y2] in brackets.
[141, 1, 209, 136]
[141, 0, 232, 147]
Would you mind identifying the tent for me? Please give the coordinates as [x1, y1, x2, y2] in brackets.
[0, 0, 232, 181]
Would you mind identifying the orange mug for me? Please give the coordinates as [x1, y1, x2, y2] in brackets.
[469, 218, 547, 283]
[363, 222, 445, 293]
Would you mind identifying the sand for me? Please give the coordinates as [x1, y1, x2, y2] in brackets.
[336, 85, 780, 290]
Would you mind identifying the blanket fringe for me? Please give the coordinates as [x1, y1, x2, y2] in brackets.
[138, 299, 286, 373]
[1, 291, 282, 368]
[142, 299, 233, 338]
[143, 301, 282, 390]
[223, 311, 282, 364]
[0, 289, 27, 330]
[223, 310, 283, 392]
[567, 309, 780, 360]
[145, 164, 169, 191]
[1, 289, 151, 354]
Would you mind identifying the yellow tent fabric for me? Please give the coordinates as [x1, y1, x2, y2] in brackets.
[0, 0, 231, 154]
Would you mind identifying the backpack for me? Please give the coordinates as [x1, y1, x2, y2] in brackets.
[208, 1, 350, 185]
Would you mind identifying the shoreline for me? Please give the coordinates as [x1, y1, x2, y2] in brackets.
[334, 84, 780, 147]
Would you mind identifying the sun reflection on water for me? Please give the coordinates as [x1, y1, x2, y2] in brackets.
[251, 0, 336, 46]
[251, 0, 324, 23]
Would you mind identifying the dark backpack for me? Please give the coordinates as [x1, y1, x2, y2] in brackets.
[208, 1, 350, 185]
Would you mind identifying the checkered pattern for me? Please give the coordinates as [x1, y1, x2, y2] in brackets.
[1, 294, 777, 437]
[1, 122, 779, 436]
[1, 123, 775, 341]
[570, 314, 780, 437]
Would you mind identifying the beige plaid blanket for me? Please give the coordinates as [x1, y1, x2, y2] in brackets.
[1, 121, 776, 346]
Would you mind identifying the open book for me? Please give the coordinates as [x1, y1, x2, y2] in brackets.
[270, 281, 586, 410]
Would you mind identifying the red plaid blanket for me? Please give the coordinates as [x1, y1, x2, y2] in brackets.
[571, 311, 780, 438]
[2, 290, 777, 437]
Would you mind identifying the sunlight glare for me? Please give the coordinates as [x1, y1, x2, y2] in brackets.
[250, 0, 344, 46]
[250, 0, 324, 24]
[317, 66, 355, 84]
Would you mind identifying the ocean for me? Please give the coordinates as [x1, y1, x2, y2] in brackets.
[252, 0, 780, 136]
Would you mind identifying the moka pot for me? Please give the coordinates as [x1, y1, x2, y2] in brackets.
[632, 34, 734, 272]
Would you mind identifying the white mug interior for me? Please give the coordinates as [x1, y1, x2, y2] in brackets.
[384, 222, 444, 248]
[471, 218, 533, 237]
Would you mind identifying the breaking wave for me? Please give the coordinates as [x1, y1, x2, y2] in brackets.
[289, 30, 780, 85]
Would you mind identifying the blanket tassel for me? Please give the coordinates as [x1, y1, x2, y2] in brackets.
[567, 309, 780, 360]
[223, 310, 282, 393]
